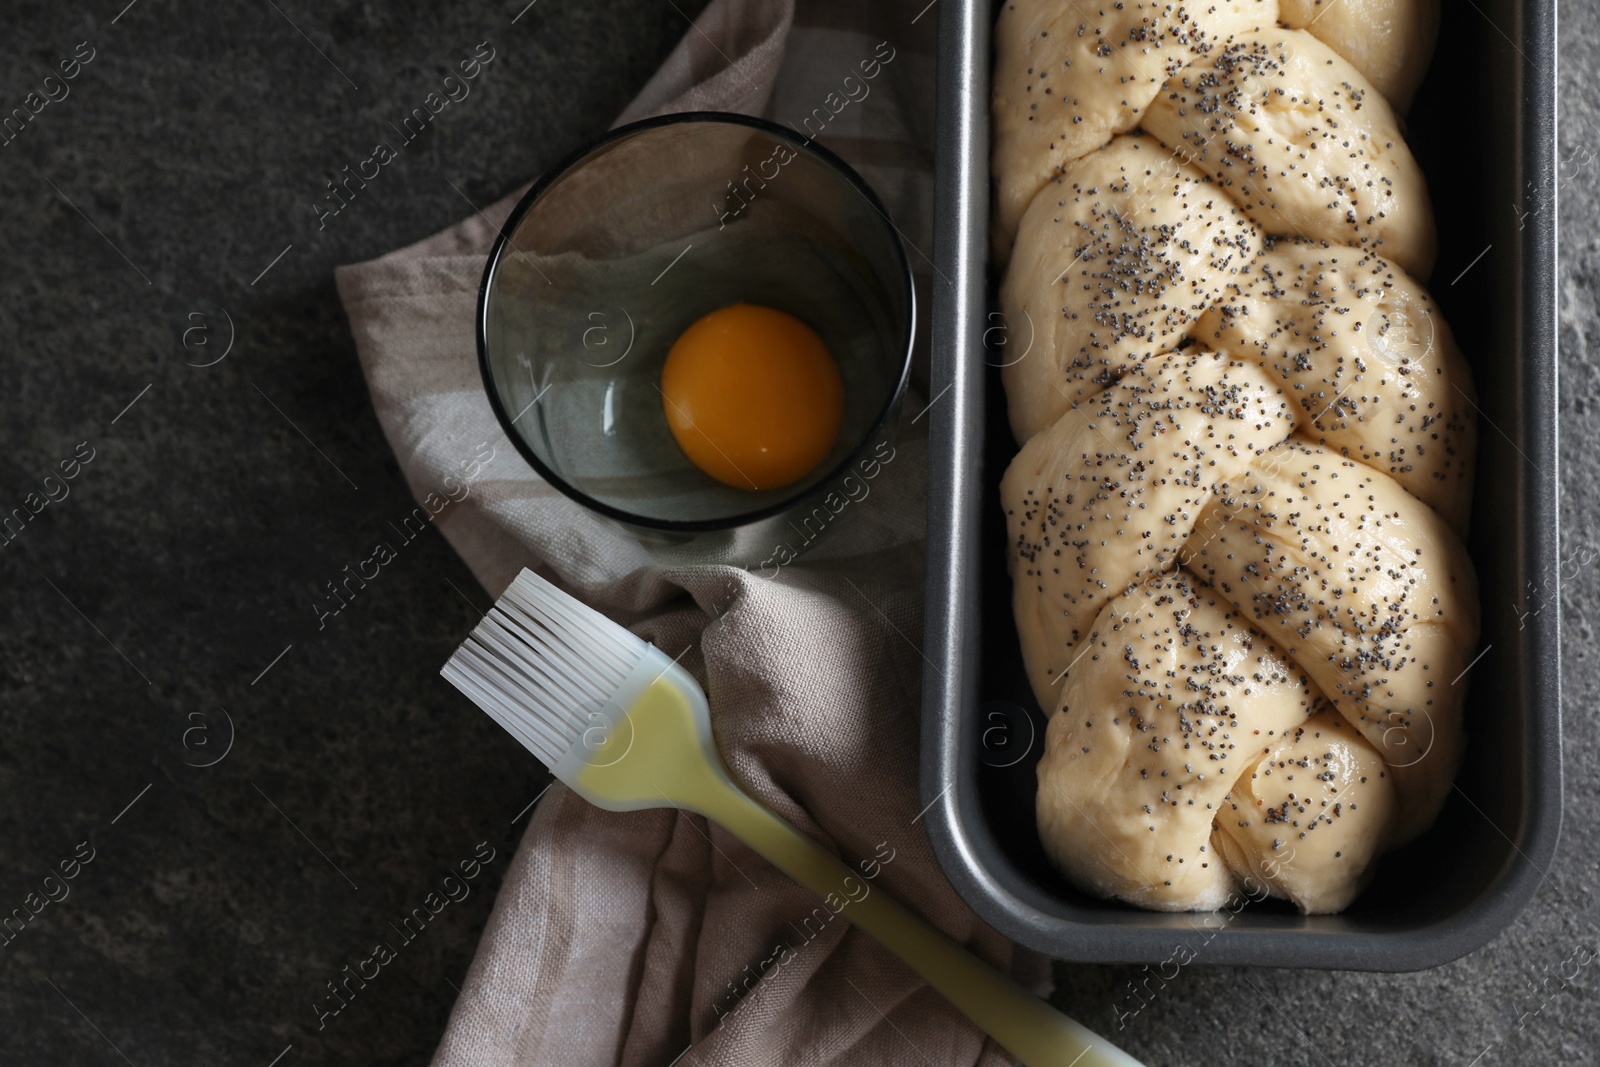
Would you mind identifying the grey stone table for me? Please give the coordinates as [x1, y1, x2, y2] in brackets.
[0, 2, 1590, 1065]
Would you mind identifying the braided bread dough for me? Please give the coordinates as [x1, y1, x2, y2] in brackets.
[993, 2, 1473, 913]
[990, 1, 1279, 261]
[1035, 569, 1320, 911]
[1000, 133, 1262, 442]
[1182, 439, 1478, 847]
[1142, 26, 1435, 278]
[1215, 707, 1397, 912]
[1193, 240, 1475, 533]
[1280, 0, 1440, 112]
[990, 1, 1437, 266]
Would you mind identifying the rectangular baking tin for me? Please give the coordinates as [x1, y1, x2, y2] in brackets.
[919, 0, 1561, 969]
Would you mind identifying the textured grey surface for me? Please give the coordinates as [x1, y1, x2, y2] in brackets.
[0, 2, 1591, 1067]
[0, 2, 704, 1064]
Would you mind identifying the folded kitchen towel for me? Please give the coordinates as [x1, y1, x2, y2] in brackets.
[334, 1, 1049, 1063]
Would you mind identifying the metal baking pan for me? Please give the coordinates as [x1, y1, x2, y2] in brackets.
[919, 0, 1561, 969]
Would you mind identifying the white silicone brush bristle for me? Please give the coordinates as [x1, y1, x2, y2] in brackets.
[441, 569, 651, 768]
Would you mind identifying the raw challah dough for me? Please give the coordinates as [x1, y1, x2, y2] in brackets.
[1034, 570, 1320, 911]
[1141, 27, 1436, 279]
[993, 1, 1474, 913]
[989, 0, 1280, 261]
[1193, 240, 1476, 533]
[1182, 439, 1478, 846]
[999, 134, 1262, 442]
[1002, 350, 1296, 715]
[1215, 706, 1397, 913]
[1280, 0, 1440, 112]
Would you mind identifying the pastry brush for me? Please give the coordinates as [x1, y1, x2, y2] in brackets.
[441, 568, 1145, 1067]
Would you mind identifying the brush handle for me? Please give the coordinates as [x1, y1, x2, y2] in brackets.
[696, 780, 1145, 1067]
[543, 658, 1143, 1065]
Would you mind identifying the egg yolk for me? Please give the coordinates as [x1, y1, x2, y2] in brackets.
[660, 304, 843, 491]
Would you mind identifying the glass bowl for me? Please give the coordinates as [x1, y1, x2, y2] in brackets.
[477, 112, 915, 567]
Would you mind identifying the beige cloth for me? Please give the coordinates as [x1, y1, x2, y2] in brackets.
[335, 1, 1049, 1064]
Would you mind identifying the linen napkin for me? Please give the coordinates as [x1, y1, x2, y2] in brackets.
[334, 1, 1050, 1063]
